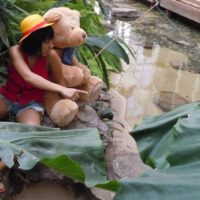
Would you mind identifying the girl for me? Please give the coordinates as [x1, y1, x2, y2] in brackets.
[0, 14, 86, 126]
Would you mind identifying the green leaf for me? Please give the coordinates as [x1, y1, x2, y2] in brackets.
[115, 168, 200, 200]
[116, 37, 135, 60]
[42, 155, 85, 183]
[101, 50, 122, 72]
[97, 54, 110, 88]
[115, 103, 200, 199]
[130, 102, 200, 162]
[84, 45, 110, 87]
[0, 16, 10, 47]
[0, 123, 108, 188]
[86, 35, 130, 64]
[167, 111, 200, 166]
[96, 180, 121, 192]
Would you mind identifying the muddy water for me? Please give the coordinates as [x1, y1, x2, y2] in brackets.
[14, 181, 75, 200]
[110, 47, 200, 126]
[102, 0, 200, 127]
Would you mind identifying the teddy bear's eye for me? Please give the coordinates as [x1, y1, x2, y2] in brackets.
[71, 27, 74, 30]
[45, 39, 51, 43]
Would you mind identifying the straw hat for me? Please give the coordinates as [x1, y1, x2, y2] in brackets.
[18, 14, 54, 43]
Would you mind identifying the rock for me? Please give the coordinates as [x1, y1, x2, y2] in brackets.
[91, 188, 115, 200]
[140, 20, 156, 26]
[106, 147, 150, 179]
[91, 101, 114, 120]
[111, 7, 141, 19]
[144, 41, 154, 49]
[105, 89, 149, 180]
[42, 101, 111, 146]
[170, 60, 187, 70]
[167, 35, 192, 47]
[99, 91, 113, 101]
[66, 103, 110, 146]
[42, 112, 55, 127]
[154, 91, 189, 112]
[102, 21, 115, 32]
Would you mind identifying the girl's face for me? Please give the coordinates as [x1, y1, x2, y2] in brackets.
[41, 39, 54, 56]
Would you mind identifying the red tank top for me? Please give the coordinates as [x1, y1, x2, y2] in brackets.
[0, 53, 49, 105]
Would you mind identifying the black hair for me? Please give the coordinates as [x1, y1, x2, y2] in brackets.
[20, 26, 54, 56]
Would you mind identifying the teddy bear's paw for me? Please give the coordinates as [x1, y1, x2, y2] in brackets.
[49, 99, 78, 127]
[78, 76, 103, 102]
[63, 66, 84, 87]
[88, 82, 103, 102]
[78, 65, 91, 85]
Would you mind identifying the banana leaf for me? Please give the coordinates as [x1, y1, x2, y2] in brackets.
[0, 122, 119, 190]
[115, 166, 200, 200]
[86, 35, 129, 64]
[114, 102, 200, 199]
[15, 0, 57, 13]
[130, 102, 200, 164]
[0, 0, 28, 49]
[0, 16, 9, 48]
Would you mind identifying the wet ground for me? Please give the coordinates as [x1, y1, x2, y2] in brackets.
[100, 0, 200, 128]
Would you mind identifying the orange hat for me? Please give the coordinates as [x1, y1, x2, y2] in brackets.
[18, 14, 54, 43]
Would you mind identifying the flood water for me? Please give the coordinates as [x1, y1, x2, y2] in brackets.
[100, 0, 200, 127]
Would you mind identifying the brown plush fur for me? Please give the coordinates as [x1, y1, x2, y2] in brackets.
[43, 7, 103, 127]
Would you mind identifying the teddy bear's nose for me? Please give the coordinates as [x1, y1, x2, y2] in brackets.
[82, 32, 87, 39]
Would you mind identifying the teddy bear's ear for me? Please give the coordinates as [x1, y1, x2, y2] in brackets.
[73, 10, 80, 18]
[43, 12, 61, 23]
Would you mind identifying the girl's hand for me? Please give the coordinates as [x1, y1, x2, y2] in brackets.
[60, 87, 88, 101]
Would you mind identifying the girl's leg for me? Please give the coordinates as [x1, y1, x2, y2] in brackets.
[17, 108, 42, 126]
[0, 161, 6, 171]
[0, 97, 9, 119]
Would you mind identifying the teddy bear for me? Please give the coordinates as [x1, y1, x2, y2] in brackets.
[43, 7, 103, 127]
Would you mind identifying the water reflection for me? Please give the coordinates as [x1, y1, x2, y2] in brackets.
[112, 21, 132, 44]
[111, 45, 200, 127]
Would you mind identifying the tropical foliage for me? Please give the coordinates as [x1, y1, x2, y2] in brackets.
[0, 0, 26, 49]
[113, 102, 200, 200]
[0, 122, 120, 191]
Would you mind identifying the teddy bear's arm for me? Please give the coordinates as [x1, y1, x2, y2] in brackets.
[48, 50, 66, 86]
[71, 56, 91, 84]
[71, 56, 84, 68]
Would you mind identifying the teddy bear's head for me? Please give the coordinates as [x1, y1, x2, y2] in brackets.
[43, 7, 87, 49]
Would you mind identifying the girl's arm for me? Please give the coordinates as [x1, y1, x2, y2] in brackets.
[46, 49, 65, 86]
[9, 45, 86, 100]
